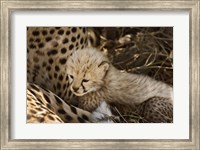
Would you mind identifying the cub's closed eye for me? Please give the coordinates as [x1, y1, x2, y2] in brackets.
[69, 75, 74, 79]
[82, 79, 89, 82]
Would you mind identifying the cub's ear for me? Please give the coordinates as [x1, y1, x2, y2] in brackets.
[98, 61, 109, 72]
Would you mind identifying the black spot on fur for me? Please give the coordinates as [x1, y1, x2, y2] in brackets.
[28, 88, 36, 95]
[84, 38, 88, 44]
[54, 95, 63, 104]
[62, 38, 68, 44]
[65, 115, 73, 122]
[57, 118, 63, 123]
[47, 49, 58, 56]
[80, 38, 84, 44]
[29, 38, 34, 42]
[82, 114, 89, 121]
[59, 58, 67, 64]
[34, 65, 40, 70]
[47, 104, 51, 109]
[29, 84, 40, 92]
[66, 30, 70, 35]
[61, 47, 67, 54]
[43, 93, 51, 103]
[49, 74, 52, 80]
[46, 66, 51, 71]
[81, 45, 84, 49]
[76, 42, 79, 47]
[77, 34, 80, 39]
[71, 36, 76, 42]
[55, 27, 61, 29]
[42, 30, 48, 35]
[71, 27, 77, 33]
[58, 92, 62, 97]
[37, 117, 45, 122]
[35, 38, 41, 43]
[36, 50, 44, 56]
[38, 43, 44, 48]
[69, 44, 74, 50]
[48, 115, 55, 120]
[36, 107, 43, 111]
[58, 29, 64, 35]
[70, 106, 77, 115]
[48, 58, 53, 64]
[58, 75, 63, 81]
[57, 82, 61, 90]
[58, 109, 66, 114]
[30, 109, 37, 114]
[82, 28, 86, 33]
[45, 37, 52, 42]
[42, 62, 47, 67]
[54, 73, 57, 78]
[29, 103, 36, 107]
[77, 117, 85, 123]
[32, 31, 40, 36]
[63, 84, 66, 89]
[29, 44, 36, 49]
[50, 29, 55, 34]
[35, 102, 41, 105]
[55, 66, 60, 71]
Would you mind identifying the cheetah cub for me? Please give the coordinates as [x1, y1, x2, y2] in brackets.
[66, 48, 173, 112]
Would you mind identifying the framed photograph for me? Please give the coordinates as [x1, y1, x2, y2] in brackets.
[1, 0, 199, 149]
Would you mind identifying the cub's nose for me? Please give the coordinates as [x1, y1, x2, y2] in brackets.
[72, 86, 79, 92]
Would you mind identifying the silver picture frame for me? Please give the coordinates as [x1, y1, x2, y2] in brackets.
[0, 0, 199, 149]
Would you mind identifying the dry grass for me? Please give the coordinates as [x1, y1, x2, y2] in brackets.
[89, 27, 173, 123]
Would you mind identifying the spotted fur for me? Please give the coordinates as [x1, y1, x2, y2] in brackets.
[27, 27, 88, 103]
[27, 27, 95, 123]
[27, 82, 115, 123]
[27, 82, 93, 123]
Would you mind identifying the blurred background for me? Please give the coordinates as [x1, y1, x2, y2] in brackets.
[89, 27, 173, 86]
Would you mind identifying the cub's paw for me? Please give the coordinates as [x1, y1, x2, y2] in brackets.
[91, 101, 114, 123]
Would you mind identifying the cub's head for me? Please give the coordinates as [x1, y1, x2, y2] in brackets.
[66, 48, 109, 96]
